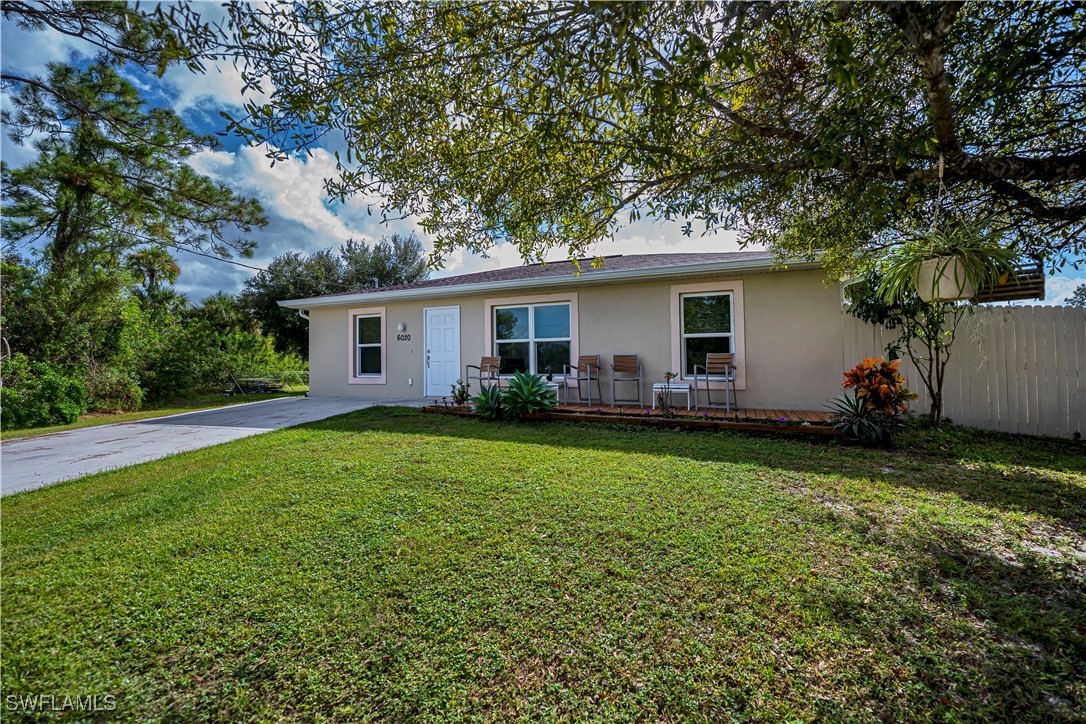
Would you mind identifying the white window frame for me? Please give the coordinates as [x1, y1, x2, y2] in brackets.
[670, 281, 746, 390]
[347, 306, 386, 384]
[492, 302, 572, 375]
[680, 291, 734, 376]
[483, 293, 579, 378]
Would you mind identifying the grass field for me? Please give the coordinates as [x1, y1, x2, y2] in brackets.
[0, 391, 303, 441]
[1, 408, 1083, 720]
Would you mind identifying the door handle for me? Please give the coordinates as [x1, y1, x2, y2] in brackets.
[426, 350, 430, 368]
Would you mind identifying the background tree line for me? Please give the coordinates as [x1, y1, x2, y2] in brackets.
[0, 232, 426, 430]
[0, 3, 427, 430]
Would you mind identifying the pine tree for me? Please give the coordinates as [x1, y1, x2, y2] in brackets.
[2, 63, 265, 269]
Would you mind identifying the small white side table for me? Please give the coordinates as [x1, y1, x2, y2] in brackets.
[544, 378, 566, 403]
[652, 382, 691, 411]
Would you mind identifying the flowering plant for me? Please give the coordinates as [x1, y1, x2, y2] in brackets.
[842, 357, 916, 415]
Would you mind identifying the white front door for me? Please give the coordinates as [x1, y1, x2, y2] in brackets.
[424, 306, 461, 397]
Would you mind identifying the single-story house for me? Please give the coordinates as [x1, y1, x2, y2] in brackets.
[277, 252, 847, 410]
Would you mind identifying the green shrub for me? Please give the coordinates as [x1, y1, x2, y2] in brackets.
[450, 378, 471, 406]
[470, 384, 506, 421]
[501, 371, 557, 419]
[1, 354, 88, 430]
[86, 367, 144, 412]
[138, 323, 305, 402]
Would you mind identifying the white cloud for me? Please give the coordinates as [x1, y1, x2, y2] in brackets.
[161, 59, 273, 114]
[592, 220, 742, 257]
[434, 219, 743, 279]
[0, 21, 89, 74]
[188, 144, 359, 243]
[1043, 272, 1084, 306]
[177, 143, 437, 297]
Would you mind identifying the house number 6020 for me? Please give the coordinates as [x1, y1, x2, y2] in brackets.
[396, 333, 411, 341]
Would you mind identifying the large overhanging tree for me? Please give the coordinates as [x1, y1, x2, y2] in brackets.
[221, 1, 1085, 275]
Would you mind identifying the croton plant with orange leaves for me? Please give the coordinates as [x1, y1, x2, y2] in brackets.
[842, 357, 917, 415]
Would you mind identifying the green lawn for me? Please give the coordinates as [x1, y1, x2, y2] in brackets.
[0, 391, 303, 441]
[2, 409, 1083, 721]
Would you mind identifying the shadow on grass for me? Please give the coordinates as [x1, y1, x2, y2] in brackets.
[307, 408, 1085, 717]
[820, 527, 1085, 718]
[912, 532, 1084, 716]
[307, 407, 1086, 531]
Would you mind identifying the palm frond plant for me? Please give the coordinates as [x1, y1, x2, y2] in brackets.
[876, 223, 1018, 304]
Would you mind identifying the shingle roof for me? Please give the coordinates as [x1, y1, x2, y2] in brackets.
[328, 251, 773, 297]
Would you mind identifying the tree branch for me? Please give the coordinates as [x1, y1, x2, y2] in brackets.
[988, 179, 1086, 222]
[881, 1, 966, 160]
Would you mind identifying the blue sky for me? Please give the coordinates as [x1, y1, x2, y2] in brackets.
[2, 9, 1081, 304]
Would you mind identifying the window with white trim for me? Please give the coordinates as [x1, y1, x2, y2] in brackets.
[493, 302, 571, 375]
[354, 314, 383, 376]
[680, 292, 733, 375]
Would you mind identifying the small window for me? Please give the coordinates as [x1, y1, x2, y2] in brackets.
[681, 293, 732, 375]
[355, 314, 382, 376]
[492, 302, 571, 375]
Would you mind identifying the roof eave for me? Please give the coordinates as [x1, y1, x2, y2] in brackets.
[277, 256, 819, 309]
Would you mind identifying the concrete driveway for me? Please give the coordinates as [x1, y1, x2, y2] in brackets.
[1, 396, 424, 496]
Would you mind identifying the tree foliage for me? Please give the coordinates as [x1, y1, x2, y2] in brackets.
[128, 246, 181, 294]
[845, 271, 966, 427]
[2, 63, 266, 264]
[239, 234, 429, 357]
[1068, 284, 1086, 308]
[1, 0, 220, 137]
[0, 251, 302, 429]
[0, 3, 300, 430]
[1, 0, 215, 72]
[221, 1, 1085, 275]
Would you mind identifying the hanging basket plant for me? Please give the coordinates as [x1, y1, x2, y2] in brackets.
[876, 223, 1019, 304]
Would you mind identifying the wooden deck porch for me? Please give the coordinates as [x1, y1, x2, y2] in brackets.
[556, 403, 832, 424]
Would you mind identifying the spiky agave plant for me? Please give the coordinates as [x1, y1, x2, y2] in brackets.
[501, 370, 557, 419]
[470, 384, 506, 421]
[826, 393, 896, 445]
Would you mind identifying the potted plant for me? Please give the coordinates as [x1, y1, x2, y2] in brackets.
[876, 222, 1018, 303]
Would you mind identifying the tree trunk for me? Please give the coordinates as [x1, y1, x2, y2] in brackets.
[928, 392, 943, 427]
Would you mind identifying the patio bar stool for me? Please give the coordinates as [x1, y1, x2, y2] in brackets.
[564, 354, 603, 406]
[465, 356, 502, 392]
[610, 354, 643, 407]
[693, 352, 738, 414]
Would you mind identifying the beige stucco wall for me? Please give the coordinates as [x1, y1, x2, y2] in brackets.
[307, 268, 845, 410]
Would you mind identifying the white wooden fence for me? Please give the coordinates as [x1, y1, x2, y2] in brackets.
[841, 305, 1085, 438]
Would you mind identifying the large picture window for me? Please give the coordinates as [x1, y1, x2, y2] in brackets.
[493, 302, 571, 375]
[355, 314, 383, 376]
[680, 292, 732, 375]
